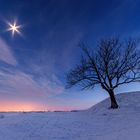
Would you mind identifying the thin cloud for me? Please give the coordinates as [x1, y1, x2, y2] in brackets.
[0, 38, 17, 65]
[0, 69, 64, 98]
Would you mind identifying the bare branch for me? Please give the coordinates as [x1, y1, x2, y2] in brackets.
[66, 38, 140, 92]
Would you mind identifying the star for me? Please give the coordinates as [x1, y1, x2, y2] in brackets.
[7, 21, 21, 36]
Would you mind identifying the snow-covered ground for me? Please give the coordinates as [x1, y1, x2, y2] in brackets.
[0, 92, 140, 140]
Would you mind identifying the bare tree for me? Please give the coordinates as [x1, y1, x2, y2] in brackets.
[66, 38, 140, 109]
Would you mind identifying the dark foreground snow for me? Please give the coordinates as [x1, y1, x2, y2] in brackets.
[0, 92, 140, 140]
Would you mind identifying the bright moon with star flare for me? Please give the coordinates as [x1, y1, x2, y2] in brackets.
[7, 21, 21, 36]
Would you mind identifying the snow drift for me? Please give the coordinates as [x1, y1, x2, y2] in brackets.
[0, 92, 140, 140]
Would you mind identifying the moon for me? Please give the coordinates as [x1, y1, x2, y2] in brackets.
[7, 21, 21, 36]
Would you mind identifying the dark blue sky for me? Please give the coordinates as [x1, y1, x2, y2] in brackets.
[0, 0, 140, 111]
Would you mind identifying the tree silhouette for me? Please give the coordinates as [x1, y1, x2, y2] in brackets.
[66, 38, 140, 109]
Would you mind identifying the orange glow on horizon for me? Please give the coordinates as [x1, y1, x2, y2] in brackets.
[0, 101, 48, 112]
[0, 100, 83, 112]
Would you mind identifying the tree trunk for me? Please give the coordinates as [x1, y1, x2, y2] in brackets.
[108, 90, 118, 109]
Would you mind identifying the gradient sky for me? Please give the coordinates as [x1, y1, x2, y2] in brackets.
[0, 0, 140, 111]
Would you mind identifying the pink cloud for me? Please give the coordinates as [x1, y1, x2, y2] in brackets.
[0, 38, 17, 65]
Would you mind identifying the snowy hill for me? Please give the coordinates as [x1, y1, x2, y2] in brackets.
[0, 92, 140, 140]
[88, 91, 140, 114]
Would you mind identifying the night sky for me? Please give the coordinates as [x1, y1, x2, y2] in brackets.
[0, 0, 140, 111]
